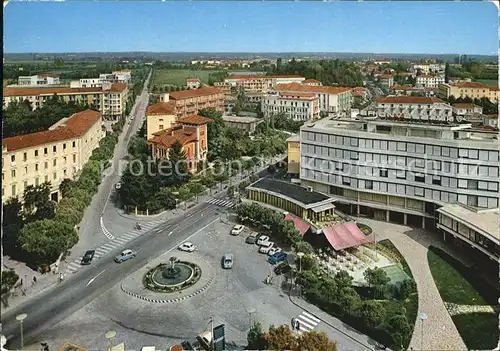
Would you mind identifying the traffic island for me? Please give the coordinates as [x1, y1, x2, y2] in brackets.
[120, 251, 214, 303]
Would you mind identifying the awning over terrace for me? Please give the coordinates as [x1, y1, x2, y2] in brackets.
[284, 214, 311, 237]
[323, 222, 372, 251]
[311, 203, 335, 213]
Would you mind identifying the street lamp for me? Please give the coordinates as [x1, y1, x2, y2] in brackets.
[105, 330, 116, 351]
[419, 312, 428, 351]
[297, 252, 304, 273]
[246, 307, 256, 329]
[16, 313, 27, 349]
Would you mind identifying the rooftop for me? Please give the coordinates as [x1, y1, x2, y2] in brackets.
[452, 82, 499, 91]
[178, 114, 214, 125]
[4, 82, 126, 97]
[222, 115, 263, 123]
[376, 96, 445, 104]
[286, 134, 300, 142]
[278, 91, 316, 100]
[3, 110, 101, 151]
[452, 103, 479, 109]
[437, 203, 499, 242]
[275, 82, 352, 95]
[169, 86, 221, 100]
[248, 178, 333, 207]
[226, 75, 304, 80]
[148, 125, 198, 148]
[146, 101, 177, 115]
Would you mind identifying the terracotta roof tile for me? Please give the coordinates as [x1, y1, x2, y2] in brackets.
[148, 126, 198, 148]
[377, 96, 444, 104]
[146, 102, 177, 116]
[275, 83, 352, 95]
[169, 86, 221, 100]
[186, 78, 201, 82]
[485, 114, 499, 119]
[178, 114, 214, 125]
[453, 82, 487, 89]
[38, 73, 59, 78]
[451, 103, 477, 109]
[303, 79, 321, 83]
[3, 110, 101, 151]
[4, 83, 127, 97]
[106, 82, 128, 93]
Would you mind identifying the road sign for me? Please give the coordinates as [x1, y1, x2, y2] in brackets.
[213, 324, 225, 351]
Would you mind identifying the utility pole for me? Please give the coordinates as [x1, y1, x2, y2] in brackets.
[210, 316, 215, 351]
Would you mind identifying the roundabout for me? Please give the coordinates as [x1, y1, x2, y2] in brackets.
[120, 251, 214, 303]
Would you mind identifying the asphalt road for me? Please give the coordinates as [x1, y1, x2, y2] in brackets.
[3, 200, 223, 348]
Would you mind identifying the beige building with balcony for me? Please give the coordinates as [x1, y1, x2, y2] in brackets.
[3, 83, 128, 121]
[18, 74, 60, 86]
[2, 110, 105, 203]
[416, 75, 445, 88]
[223, 75, 305, 93]
[262, 91, 320, 121]
[439, 82, 499, 103]
[376, 96, 453, 122]
[168, 87, 224, 118]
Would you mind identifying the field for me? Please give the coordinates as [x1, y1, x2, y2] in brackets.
[152, 69, 212, 87]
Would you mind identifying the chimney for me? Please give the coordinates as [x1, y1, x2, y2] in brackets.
[162, 93, 170, 102]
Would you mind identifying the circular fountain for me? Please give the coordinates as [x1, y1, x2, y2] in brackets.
[144, 256, 202, 292]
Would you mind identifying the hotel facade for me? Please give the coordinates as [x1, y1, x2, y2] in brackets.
[262, 91, 320, 121]
[2, 110, 105, 203]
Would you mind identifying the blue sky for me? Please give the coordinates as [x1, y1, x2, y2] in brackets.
[4, 1, 498, 54]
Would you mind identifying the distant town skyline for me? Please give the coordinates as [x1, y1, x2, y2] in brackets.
[4, 2, 498, 55]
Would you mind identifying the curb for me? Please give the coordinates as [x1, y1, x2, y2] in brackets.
[288, 294, 377, 351]
[120, 277, 215, 304]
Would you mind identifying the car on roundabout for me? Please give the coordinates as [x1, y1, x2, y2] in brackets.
[178, 242, 196, 252]
[259, 241, 274, 254]
[114, 249, 136, 263]
[257, 235, 270, 246]
[267, 247, 282, 256]
[81, 250, 95, 265]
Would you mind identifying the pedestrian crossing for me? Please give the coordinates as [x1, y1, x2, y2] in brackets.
[294, 311, 321, 334]
[65, 219, 164, 275]
[206, 198, 235, 208]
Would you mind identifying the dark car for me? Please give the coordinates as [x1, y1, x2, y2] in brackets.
[268, 252, 287, 265]
[81, 250, 95, 265]
[274, 262, 291, 275]
[245, 233, 258, 244]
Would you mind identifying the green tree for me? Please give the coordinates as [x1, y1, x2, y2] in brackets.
[293, 240, 314, 255]
[54, 197, 86, 227]
[247, 322, 266, 349]
[2, 197, 25, 254]
[364, 267, 390, 298]
[387, 313, 411, 348]
[59, 178, 74, 198]
[23, 182, 51, 215]
[358, 301, 386, 328]
[19, 219, 78, 262]
[296, 330, 338, 351]
[168, 140, 190, 186]
[264, 324, 297, 350]
[1, 269, 20, 307]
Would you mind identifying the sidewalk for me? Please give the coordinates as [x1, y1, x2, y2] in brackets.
[289, 294, 380, 350]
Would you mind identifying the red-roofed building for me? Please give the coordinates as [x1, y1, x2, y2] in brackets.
[166, 87, 224, 118]
[439, 82, 499, 103]
[147, 114, 213, 173]
[2, 110, 105, 203]
[302, 79, 322, 87]
[262, 91, 320, 121]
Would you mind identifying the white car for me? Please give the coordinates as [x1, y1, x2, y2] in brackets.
[257, 235, 270, 246]
[268, 247, 282, 256]
[178, 242, 196, 252]
[231, 225, 245, 236]
[259, 241, 274, 254]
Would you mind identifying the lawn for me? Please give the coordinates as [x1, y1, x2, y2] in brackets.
[475, 79, 498, 86]
[427, 246, 498, 350]
[452, 313, 499, 350]
[152, 69, 212, 87]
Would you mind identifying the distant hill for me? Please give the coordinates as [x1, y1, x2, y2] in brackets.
[4, 52, 497, 63]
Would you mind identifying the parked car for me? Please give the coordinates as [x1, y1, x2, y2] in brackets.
[268, 252, 288, 265]
[114, 249, 136, 263]
[81, 250, 95, 265]
[274, 262, 291, 275]
[268, 247, 282, 256]
[222, 253, 234, 269]
[259, 241, 274, 254]
[231, 225, 245, 236]
[245, 232, 259, 244]
[257, 235, 270, 246]
[178, 242, 196, 252]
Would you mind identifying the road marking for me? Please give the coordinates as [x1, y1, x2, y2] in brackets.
[100, 217, 115, 240]
[168, 231, 173, 236]
[86, 270, 106, 287]
[295, 311, 320, 334]
[165, 218, 218, 255]
[154, 228, 162, 233]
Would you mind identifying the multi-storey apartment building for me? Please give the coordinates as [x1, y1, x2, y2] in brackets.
[302, 79, 322, 87]
[412, 63, 446, 75]
[168, 87, 224, 119]
[76, 78, 102, 88]
[148, 115, 213, 173]
[416, 75, 445, 88]
[439, 82, 499, 103]
[223, 75, 306, 93]
[3, 83, 128, 121]
[72, 71, 131, 88]
[262, 91, 320, 121]
[299, 118, 499, 234]
[17, 74, 60, 86]
[376, 96, 453, 122]
[2, 110, 105, 203]
[273, 83, 352, 117]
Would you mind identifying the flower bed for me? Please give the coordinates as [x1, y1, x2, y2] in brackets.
[356, 223, 373, 235]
